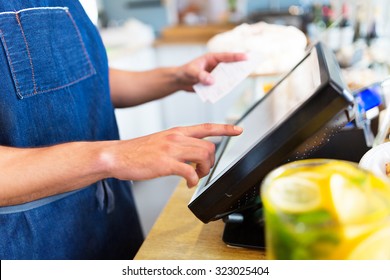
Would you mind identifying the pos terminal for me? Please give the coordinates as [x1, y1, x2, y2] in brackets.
[188, 42, 370, 249]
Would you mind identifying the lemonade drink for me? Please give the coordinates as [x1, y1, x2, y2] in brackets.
[261, 159, 390, 259]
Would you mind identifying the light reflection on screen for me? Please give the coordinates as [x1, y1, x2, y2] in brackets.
[208, 49, 321, 183]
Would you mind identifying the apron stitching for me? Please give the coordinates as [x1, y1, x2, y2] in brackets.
[0, 7, 96, 98]
[0, 7, 69, 16]
[20, 72, 96, 97]
[15, 13, 38, 95]
[65, 10, 95, 75]
[0, 29, 23, 98]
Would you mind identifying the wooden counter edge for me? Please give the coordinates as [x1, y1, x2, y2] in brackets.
[134, 180, 266, 260]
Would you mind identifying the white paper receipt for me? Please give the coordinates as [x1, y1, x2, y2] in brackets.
[193, 53, 262, 103]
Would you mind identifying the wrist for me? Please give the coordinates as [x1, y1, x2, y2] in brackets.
[172, 65, 198, 92]
[170, 66, 186, 91]
[95, 141, 118, 179]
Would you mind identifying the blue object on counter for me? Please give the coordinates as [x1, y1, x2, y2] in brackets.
[355, 85, 382, 110]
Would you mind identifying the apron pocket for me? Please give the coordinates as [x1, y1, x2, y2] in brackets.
[0, 7, 96, 99]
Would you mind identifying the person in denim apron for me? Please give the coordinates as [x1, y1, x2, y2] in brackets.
[0, 1, 245, 259]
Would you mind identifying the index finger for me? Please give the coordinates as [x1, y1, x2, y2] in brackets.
[208, 52, 248, 63]
[177, 123, 243, 139]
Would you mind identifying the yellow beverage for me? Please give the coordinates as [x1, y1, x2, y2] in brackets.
[261, 159, 390, 259]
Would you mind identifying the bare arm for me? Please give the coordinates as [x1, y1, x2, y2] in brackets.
[0, 124, 242, 206]
[110, 53, 247, 108]
[0, 142, 107, 206]
[109, 67, 181, 107]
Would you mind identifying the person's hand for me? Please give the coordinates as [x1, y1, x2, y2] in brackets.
[104, 123, 243, 187]
[176, 52, 247, 92]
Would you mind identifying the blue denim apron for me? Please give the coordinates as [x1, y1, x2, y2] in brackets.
[0, 1, 143, 259]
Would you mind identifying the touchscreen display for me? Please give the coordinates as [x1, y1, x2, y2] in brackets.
[207, 48, 322, 184]
[189, 42, 354, 224]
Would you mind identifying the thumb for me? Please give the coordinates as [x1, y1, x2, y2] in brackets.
[198, 71, 214, 85]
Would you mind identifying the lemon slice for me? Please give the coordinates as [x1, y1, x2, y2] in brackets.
[348, 225, 390, 260]
[321, 160, 363, 178]
[330, 173, 390, 226]
[268, 176, 321, 213]
[330, 173, 369, 224]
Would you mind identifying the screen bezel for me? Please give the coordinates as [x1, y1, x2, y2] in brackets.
[188, 42, 354, 223]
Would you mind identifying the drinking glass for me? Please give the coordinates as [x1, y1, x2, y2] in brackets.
[261, 159, 390, 259]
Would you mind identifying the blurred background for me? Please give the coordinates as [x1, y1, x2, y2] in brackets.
[79, 0, 390, 236]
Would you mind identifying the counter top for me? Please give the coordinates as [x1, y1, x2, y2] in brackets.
[134, 180, 266, 260]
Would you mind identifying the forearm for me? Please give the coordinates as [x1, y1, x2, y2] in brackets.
[109, 67, 185, 108]
[0, 123, 243, 206]
[109, 52, 247, 108]
[0, 142, 112, 206]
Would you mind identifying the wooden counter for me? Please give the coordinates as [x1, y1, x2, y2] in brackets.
[134, 180, 266, 260]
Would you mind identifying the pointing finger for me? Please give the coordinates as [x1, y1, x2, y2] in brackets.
[175, 123, 243, 139]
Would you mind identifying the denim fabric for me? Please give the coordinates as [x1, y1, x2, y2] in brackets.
[0, 7, 96, 99]
[0, 1, 144, 259]
[1, 179, 143, 260]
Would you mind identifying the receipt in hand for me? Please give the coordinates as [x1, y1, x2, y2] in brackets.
[193, 53, 262, 104]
